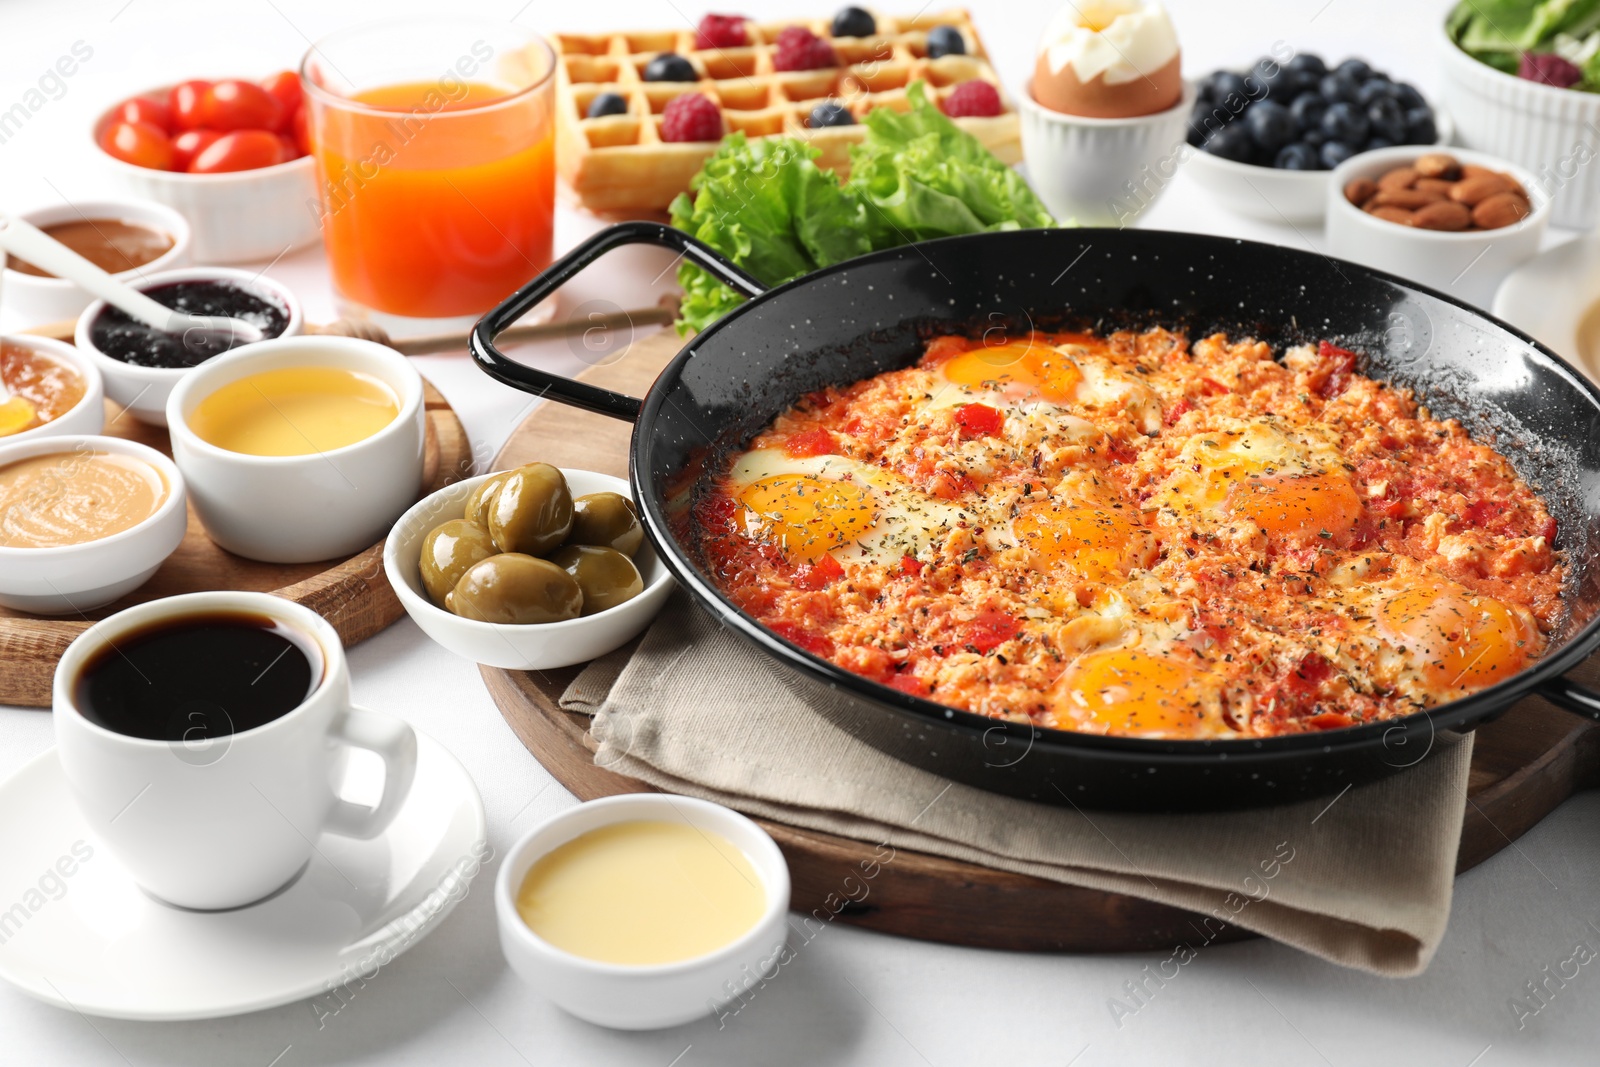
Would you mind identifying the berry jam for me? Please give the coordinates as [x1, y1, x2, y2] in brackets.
[89, 280, 290, 369]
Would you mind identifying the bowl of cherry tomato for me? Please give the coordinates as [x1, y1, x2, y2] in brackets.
[92, 72, 319, 264]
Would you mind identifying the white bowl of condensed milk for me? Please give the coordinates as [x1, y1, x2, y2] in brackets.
[0, 434, 186, 613]
[496, 793, 792, 1030]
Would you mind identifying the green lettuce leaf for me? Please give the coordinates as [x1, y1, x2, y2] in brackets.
[1450, 0, 1600, 60]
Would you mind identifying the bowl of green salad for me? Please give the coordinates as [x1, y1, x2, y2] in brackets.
[1443, 0, 1600, 228]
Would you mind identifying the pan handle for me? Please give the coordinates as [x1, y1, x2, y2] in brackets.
[468, 221, 768, 423]
[1536, 677, 1600, 723]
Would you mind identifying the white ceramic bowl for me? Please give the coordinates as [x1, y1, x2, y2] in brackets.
[1439, 21, 1600, 229]
[75, 266, 303, 427]
[0, 335, 105, 443]
[385, 468, 675, 670]
[1185, 105, 1453, 225]
[0, 434, 186, 614]
[166, 336, 425, 563]
[92, 90, 318, 264]
[1326, 146, 1551, 310]
[1017, 82, 1196, 227]
[496, 794, 790, 1030]
[0, 200, 191, 326]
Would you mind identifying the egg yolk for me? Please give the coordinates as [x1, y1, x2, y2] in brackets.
[1049, 648, 1221, 737]
[1377, 585, 1534, 692]
[1161, 428, 1364, 542]
[1227, 474, 1364, 541]
[940, 342, 1084, 405]
[1013, 498, 1155, 580]
[738, 474, 876, 563]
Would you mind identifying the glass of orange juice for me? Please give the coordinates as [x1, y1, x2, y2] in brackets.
[301, 19, 557, 337]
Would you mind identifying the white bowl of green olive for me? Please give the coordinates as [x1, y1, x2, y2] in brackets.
[383, 465, 675, 670]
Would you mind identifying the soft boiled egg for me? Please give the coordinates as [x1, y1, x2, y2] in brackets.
[725, 450, 973, 566]
[1149, 417, 1364, 544]
[927, 340, 1163, 432]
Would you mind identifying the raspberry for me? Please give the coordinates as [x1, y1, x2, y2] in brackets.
[660, 92, 725, 142]
[695, 13, 749, 50]
[772, 26, 838, 72]
[941, 80, 1002, 118]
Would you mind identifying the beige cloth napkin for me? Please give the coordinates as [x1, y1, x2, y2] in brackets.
[561, 590, 1472, 976]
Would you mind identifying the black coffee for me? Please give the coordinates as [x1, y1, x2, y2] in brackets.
[75, 612, 321, 741]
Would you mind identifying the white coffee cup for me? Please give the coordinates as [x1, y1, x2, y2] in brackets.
[53, 590, 418, 911]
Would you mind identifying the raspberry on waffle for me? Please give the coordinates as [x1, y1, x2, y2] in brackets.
[552, 9, 1020, 215]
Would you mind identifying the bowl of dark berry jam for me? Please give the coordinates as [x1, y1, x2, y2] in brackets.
[75, 266, 302, 426]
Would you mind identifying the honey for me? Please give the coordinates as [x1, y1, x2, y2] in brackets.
[187, 366, 399, 457]
[0, 451, 167, 548]
[0, 342, 87, 437]
[515, 821, 766, 965]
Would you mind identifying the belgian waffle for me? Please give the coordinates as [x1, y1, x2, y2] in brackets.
[553, 9, 1021, 215]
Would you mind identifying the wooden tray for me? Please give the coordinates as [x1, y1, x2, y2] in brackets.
[481, 329, 1600, 952]
[1, 386, 471, 707]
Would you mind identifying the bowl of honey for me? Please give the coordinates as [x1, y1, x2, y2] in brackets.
[0, 335, 105, 444]
[0, 433, 187, 613]
[0, 199, 190, 325]
[496, 794, 790, 1031]
[166, 335, 425, 563]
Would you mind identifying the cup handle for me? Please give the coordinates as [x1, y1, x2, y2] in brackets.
[324, 704, 418, 840]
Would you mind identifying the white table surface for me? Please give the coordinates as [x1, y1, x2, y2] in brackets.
[3, 0, 1599, 1063]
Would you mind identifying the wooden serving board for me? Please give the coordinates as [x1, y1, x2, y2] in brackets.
[481, 329, 1600, 952]
[1, 385, 471, 708]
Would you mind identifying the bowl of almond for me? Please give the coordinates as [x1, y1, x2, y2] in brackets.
[1326, 146, 1550, 309]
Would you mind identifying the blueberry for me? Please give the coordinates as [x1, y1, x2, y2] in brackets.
[808, 100, 855, 127]
[1301, 128, 1328, 148]
[1366, 137, 1394, 150]
[1393, 82, 1426, 110]
[1320, 140, 1356, 168]
[831, 6, 876, 37]
[926, 25, 965, 58]
[1275, 142, 1321, 170]
[1287, 53, 1327, 78]
[1321, 100, 1370, 144]
[1208, 71, 1249, 103]
[1290, 93, 1327, 131]
[1247, 100, 1295, 150]
[1287, 69, 1325, 96]
[585, 92, 628, 119]
[1404, 108, 1438, 145]
[1252, 56, 1290, 94]
[1320, 73, 1361, 103]
[1204, 124, 1256, 164]
[1357, 79, 1396, 106]
[643, 53, 697, 82]
[1336, 58, 1372, 81]
[1187, 101, 1216, 145]
[1367, 97, 1407, 143]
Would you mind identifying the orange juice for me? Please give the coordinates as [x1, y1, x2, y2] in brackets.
[310, 79, 555, 321]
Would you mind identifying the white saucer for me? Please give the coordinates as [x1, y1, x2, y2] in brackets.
[0, 730, 485, 1021]
[1493, 233, 1600, 380]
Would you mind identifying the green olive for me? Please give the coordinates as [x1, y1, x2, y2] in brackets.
[446, 553, 583, 624]
[419, 519, 496, 606]
[463, 471, 513, 528]
[487, 463, 573, 556]
[568, 492, 643, 556]
[550, 544, 644, 616]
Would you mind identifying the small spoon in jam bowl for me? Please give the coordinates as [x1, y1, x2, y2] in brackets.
[0, 213, 262, 351]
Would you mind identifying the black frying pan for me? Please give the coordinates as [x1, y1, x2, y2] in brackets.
[470, 222, 1600, 811]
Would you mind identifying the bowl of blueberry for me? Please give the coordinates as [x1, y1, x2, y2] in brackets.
[1185, 52, 1450, 224]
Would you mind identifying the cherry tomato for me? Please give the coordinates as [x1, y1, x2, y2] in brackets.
[953, 402, 1004, 438]
[170, 128, 221, 171]
[100, 120, 174, 170]
[188, 130, 286, 173]
[290, 104, 311, 156]
[199, 79, 283, 133]
[276, 133, 301, 161]
[111, 95, 172, 133]
[259, 71, 303, 129]
[169, 79, 212, 130]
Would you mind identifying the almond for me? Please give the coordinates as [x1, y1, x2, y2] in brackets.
[1373, 187, 1446, 210]
[1472, 192, 1532, 230]
[1448, 173, 1513, 205]
[1344, 178, 1379, 206]
[1414, 153, 1462, 181]
[1461, 163, 1497, 180]
[1370, 205, 1415, 225]
[1410, 200, 1472, 230]
[1376, 166, 1418, 191]
[1415, 178, 1456, 196]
